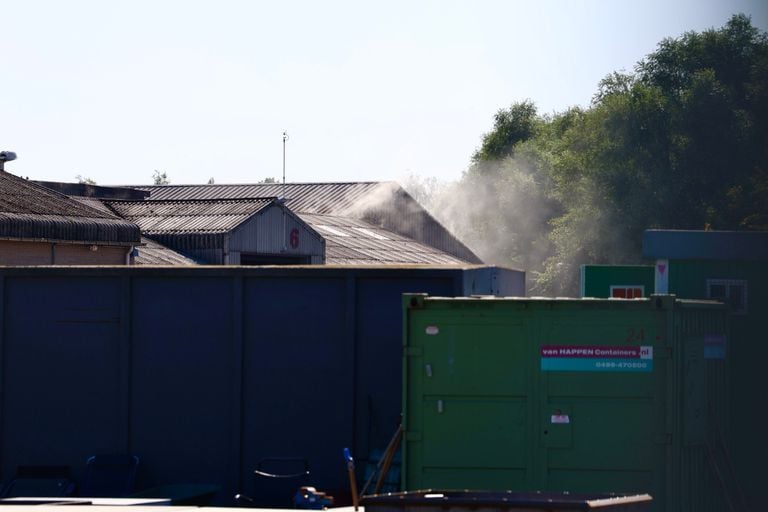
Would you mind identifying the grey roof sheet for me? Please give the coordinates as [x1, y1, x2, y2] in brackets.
[299, 213, 467, 265]
[134, 181, 482, 263]
[133, 237, 198, 265]
[71, 196, 125, 217]
[0, 170, 140, 244]
[106, 198, 276, 234]
[136, 182, 391, 215]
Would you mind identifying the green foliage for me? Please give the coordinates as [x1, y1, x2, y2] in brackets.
[472, 100, 539, 163]
[152, 170, 170, 185]
[438, 14, 768, 295]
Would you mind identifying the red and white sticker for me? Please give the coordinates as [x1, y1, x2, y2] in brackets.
[551, 414, 570, 424]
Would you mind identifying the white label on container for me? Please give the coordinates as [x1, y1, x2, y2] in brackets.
[551, 414, 570, 424]
[425, 325, 439, 335]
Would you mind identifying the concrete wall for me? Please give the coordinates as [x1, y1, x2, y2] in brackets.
[0, 265, 524, 506]
[0, 241, 53, 265]
[54, 244, 128, 265]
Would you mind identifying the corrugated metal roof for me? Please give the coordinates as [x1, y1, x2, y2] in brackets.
[136, 182, 393, 215]
[106, 198, 276, 234]
[133, 237, 198, 265]
[0, 170, 141, 244]
[134, 181, 482, 263]
[71, 196, 125, 217]
[299, 213, 467, 265]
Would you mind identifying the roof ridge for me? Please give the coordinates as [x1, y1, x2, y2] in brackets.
[106, 197, 279, 204]
[133, 181, 393, 188]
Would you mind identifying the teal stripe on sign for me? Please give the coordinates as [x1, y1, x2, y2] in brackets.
[541, 358, 653, 372]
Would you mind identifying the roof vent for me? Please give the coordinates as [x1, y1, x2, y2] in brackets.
[0, 150, 17, 171]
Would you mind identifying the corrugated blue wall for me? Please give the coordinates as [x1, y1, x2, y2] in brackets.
[0, 266, 523, 506]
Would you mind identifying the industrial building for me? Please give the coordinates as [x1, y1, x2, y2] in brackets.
[34, 180, 481, 266]
[107, 197, 325, 265]
[0, 170, 140, 265]
[581, 229, 768, 511]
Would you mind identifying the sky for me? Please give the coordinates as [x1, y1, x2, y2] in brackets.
[1, 0, 766, 186]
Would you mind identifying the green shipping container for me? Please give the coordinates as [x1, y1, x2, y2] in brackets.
[402, 294, 733, 512]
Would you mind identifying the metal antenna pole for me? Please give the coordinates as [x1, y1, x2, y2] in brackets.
[281, 131, 289, 252]
[282, 131, 289, 196]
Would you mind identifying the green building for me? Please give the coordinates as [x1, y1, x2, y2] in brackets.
[580, 264, 654, 298]
[583, 230, 767, 510]
[643, 230, 767, 511]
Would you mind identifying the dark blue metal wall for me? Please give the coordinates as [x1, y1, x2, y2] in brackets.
[0, 266, 523, 505]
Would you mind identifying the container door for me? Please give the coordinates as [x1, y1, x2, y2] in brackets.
[536, 310, 664, 499]
[404, 308, 533, 491]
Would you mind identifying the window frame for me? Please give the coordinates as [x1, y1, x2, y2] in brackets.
[706, 278, 748, 314]
[609, 285, 645, 299]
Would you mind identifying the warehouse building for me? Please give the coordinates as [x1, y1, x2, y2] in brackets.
[132, 181, 481, 265]
[36, 180, 480, 266]
[0, 170, 140, 265]
[107, 197, 324, 265]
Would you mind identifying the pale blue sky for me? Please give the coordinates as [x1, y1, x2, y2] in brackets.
[1, 0, 766, 185]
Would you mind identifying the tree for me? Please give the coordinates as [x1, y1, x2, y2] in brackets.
[472, 100, 539, 163]
[152, 170, 170, 185]
[447, 14, 768, 295]
[541, 14, 768, 293]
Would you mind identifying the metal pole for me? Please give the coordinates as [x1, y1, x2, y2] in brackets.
[281, 131, 288, 251]
[282, 131, 288, 193]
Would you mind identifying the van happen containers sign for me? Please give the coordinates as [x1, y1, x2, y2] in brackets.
[541, 345, 653, 372]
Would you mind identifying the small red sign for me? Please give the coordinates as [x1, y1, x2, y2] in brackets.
[289, 228, 300, 249]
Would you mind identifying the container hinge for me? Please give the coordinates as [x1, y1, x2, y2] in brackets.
[406, 431, 422, 442]
[653, 433, 672, 445]
[404, 346, 423, 357]
[656, 346, 673, 359]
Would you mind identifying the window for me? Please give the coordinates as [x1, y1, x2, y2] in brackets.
[610, 285, 645, 298]
[707, 279, 748, 314]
